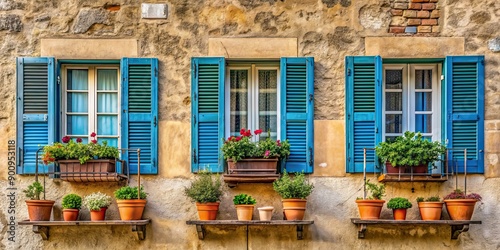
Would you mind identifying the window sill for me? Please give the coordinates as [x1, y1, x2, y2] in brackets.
[378, 173, 448, 183]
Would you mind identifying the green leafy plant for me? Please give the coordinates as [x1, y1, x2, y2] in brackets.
[387, 197, 413, 209]
[23, 181, 44, 200]
[62, 194, 82, 209]
[233, 194, 257, 205]
[43, 132, 119, 164]
[184, 171, 224, 203]
[221, 128, 291, 162]
[444, 189, 482, 201]
[114, 186, 148, 200]
[416, 196, 441, 203]
[361, 179, 385, 200]
[83, 192, 112, 211]
[273, 171, 314, 199]
[375, 131, 446, 168]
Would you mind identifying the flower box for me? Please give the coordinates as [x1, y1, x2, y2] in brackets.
[227, 158, 278, 174]
[58, 159, 116, 182]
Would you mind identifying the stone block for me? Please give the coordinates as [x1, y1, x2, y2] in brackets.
[0, 14, 22, 32]
[391, 16, 406, 26]
[430, 9, 440, 18]
[418, 25, 432, 33]
[407, 18, 421, 25]
[405, 26, 417, 33]
[411, 0, 427, 2]
[393, 3, 408, 9]
[72, 8, 108, 34]
[417, 10, 430, 18]
[391, 9, 403, 16]
[488, 37, 500, 52]
[422, 3, 436, 10]
[431, 25, 440, 33]
[421, 19, 438, 25]
[141, 3, 168, 19]
[403, 10, 417, 18]
[408, 3, 421, 9]
[389, 26, 406, 33]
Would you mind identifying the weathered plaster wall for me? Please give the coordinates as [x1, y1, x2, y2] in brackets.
[0, 0, 499, 249]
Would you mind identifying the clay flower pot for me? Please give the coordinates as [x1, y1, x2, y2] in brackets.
[90, 207, 107, 221]
[117, 199, 147, 220]
[235, 205, 254, 221]
[418, 202, 443, 220]
[355, 199, 385, 220]
[282, 199, 307, 220]
[196, 202, 220, 220]
[392, 208, 407, 220]
[26, 200, 55, 221]
[258, 206, 274, 221]
[62, 209, 80, 221]
[444, 199, 477, 220]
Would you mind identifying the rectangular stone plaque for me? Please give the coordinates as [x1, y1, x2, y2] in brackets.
[141, 3, 168, 19]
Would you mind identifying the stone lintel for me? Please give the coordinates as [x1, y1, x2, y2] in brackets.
[208, 38, 297, 58]
[41, 39, 138, 59]
[365, 37, 465, 58]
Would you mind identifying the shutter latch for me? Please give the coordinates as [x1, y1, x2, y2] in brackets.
[308, 147, 313, 166]
[193, 149, 197, 164]
[44, 114, 48, 121]
[309, 94, 313, 102]
[153, 116, 157, 127]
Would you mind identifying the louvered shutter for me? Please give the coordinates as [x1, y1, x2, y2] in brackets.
[345, 56, 382, 173]
[191, 57, 225, 173]
[280, 57, 314, 173]
[445, 56, 484, 173]
[16, 57, 56, 174]
[121, 58, 158, 174]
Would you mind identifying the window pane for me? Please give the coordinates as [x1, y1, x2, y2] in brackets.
[97, 138, 118, 147]
[415, 114, 432, 133]
[415, 92, 432, 111]
[385, 70, 402, 89]
[67, 115, 88, 135]
[70, 137, 88, 144]
[97, 69, 118, 90]
[258, 70, 278, 89]
[97, 93, 118, 113]
[258, 115, 278, 140]
[385, 114, 402, 133]
[97, 115, 118, 135]
[415, 69, 432, 89]
[385, 92, 402, 111]
[67, 93, 88, 112]
[229, 70, 248, 135]
[67, 69, 88, 90]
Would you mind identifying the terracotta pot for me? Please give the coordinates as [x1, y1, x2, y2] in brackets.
[235, 205, 254, 221]
[26, 200, 55, 221]
[392, 208, 407, 220]
[444, 199, 477, 220]
[355, 199, 385, 220]
[282, 199, 307, 220]
[418, 202, 443, 220]
[58, 159, 116, 182]
[196, 202, 220, 220]
[412, 163, 429, 174]
[258, 206, 274, 221]
[90, 207, 107, 221]
[117, 199, 147, 220]
[62, 209, 80, 221]
[385, 162, 405, 174]
[227, 158, 278, 174]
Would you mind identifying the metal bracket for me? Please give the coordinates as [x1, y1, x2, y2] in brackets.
[132, 225, 147, 240]
[32, 225, 49, 240]
[195, 225, 205, 240]
[357, 224, 367, 239]
[296, 225, 305, 240]
[451, 224, 469, 239]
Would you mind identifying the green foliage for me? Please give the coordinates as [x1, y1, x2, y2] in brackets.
[375, 131, 446, 168]
[184, 171, 224, 203]
[233, 194, 257, 205]
[416, 196, 441, 203]
[364, 179, 385, 200]
[387, 197, 413, 209]
[83, 192, 112, 211]
[23, 181, 44, 200]
[62, 194, 82, 209]
[43, 134, 119, 164]
[273, 171, 314, 199]
[114, 186, 147, 200]
[221, 129, 290, 162]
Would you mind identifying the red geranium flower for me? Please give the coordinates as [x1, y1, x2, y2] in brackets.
[254, 129, 263, 135]
[244, 129, 252, 137]
[76, 138, 82, 143]
[235, 136, 242, 141]
[62, 136, 71, 143]
[240, 128, 246, 135]
[90, 132, 96, 137]
[91, 139, 98, 144]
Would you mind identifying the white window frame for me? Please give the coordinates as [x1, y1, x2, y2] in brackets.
[61, 65, 121, 144]
[224, 63, 281, 141]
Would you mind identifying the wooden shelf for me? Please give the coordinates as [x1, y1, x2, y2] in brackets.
[223, 174, 280, 187]
[18, 219, 151, 240]
[350, 218, 481, 239]
[378, 174, 448, 183]
[186, 220, 314, 240]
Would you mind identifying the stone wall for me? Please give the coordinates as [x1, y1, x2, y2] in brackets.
[0, 0, 500, 249]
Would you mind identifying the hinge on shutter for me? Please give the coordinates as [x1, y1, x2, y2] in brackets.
[153, 116, 157, 127]
[19, 147, 22, 166]
[481, 59, 484, 66]
[193, 116, 196, 125]
[347, 69, 351, 76]
[194, 93, 197, 101]
[308, 147, 313, 166]
[195, 64, 198, 76]
[193, 149, 197, 164]
[375, 127, 378, 133]
[57, 76, 60, 85]
[309, 94, 313, 102]
[155, 67, 158, 77]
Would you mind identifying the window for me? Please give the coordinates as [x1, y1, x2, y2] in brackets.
[345, 56, 484, 174]
[16, 58, 158, 174]
[191, 57, 314, 173]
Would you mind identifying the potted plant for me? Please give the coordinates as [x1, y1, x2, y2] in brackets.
[375, 131, 446, 174]
[273, 170, 314, 220]
[61, 194, 82, 221]
[184, 171, 224, 220]
[387, 197, 412, 220]
[22, 181, 55, 221]
[233, 194, 257, 221]
[114, 186, 147, 220]
[83, 192, 112, 221]
[43, 132, 120, 181]
[222, 128, 291, 174]
[355, 179, 385, 220]
[416, 196, 443, 220]
[443, 189, 482, 220]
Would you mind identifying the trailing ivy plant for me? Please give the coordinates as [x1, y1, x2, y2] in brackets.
[273, 171, 314, 199]
[387, 197, 413, 209]
[233, 194, 257, 205]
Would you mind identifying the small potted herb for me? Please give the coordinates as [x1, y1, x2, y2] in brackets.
[23, 181, 55, 221]
[387, 197, 412, 220]
[416, 196, 443, 220]
[233, 194, 257, 221]
[114, 186, 148, 220]
[83, 192, 112, 221]
[355, 179, 386, 219]
[61, 194, 82, 221]
[184, 171, 224, 220]
[273, 171, 314, 220]
[443, 189, 482, 220]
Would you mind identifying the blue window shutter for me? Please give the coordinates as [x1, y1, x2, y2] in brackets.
[279, 57, 314, 173]
[445, 56, 485, 174]
[191, 57, 225, 173]
[16, 57, 56, 174]
[121, 58, 159, 174]
[345, 56, 382, 173]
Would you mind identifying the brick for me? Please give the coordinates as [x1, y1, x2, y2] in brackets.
[417, 10, 430, 18]
[391, 9, 404, 16]
[403, 10, 417, 18]
[421, 18, 438, 25]
[430, 9, 440, 18]
[418, 26, 432, 33]
[405, 26, 417, 33]
[422, 3, 436, 10]
[429, 0, 438, 2]
[407, 18, 422, 25]
[390, 26, 406, 33]
[394, 3, 408, 9]
[391, 16, 406, 26]
[408, 3, 422, 9]
[411, 0, 427, 2]
[432, 25, 440, 33]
